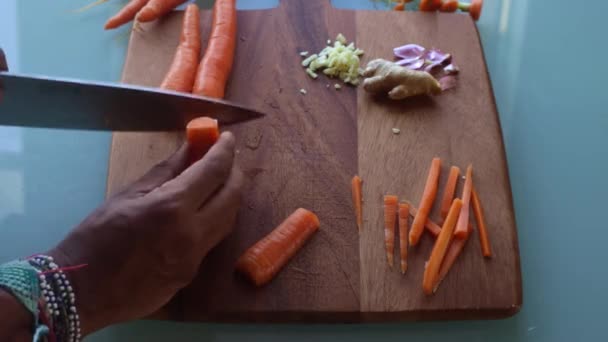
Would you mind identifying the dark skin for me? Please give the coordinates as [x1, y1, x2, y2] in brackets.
[0, 49, 243, 340]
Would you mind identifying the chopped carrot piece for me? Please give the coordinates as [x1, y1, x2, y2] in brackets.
[384, 195, 398, 268]
[436, 222, 473, 286]
[439, 166, 461, 220]
[398, 202, 409, 274]
[472, 186, 492, 257]
[410, 157, 441, 246]
[454, 164, 473, 238]
[186, 117, 219, 165]
[236, 208, 320, 286]
[408, 205, 441, 237]
[351, 175, 363, 232]
[423, 198, 462, 295]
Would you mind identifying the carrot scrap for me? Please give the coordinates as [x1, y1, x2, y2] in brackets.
[384, 195, 398, 268]
[136, 0, 189, 23]
[439, 0, 459, 12]
[423, 198, 462, 295]
[186, 117, 219, 165]
[104, 0, 149, 30]
[193, 0, 237, 99]
[351, 175, 363, 232]
[410, 157, 441, 246]
[408, 206, 441, 237]
[454, 164, 473, 239]
[235, 208, 320, 286]
[398, 202, 409, 274]
[439, 166, 461, 220]
[160, 4, 201, 93]
[472, 186, 492, 257]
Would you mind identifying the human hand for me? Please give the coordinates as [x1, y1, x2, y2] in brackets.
[48, 132, 243, 335]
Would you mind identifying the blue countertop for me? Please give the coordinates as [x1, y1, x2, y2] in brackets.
[1, 0, 606, 340]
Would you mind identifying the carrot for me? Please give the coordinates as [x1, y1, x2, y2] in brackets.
[160, 4, 201, 93]
[419, 0, 443, 11]
[409, 157, 441, 246]
[104, 0, 149, 30]
[454, 164, 473, 239]
[384, 195, 398, 268]
[393, 2, 405, 11]
[422, 198, 462, 295]
[186, 117, 219, 164]
[436, 223, 473, 286]
[235, 208, 320, 286]
[351, 175, 363, 232]
[192, 0, 237, 99]
[136, 0, 189, 23]
[439, 166, 461, 220]
[408, 206, 441, 237]
[439, 0, 459, 12]
[472, 186, 492, 257]
[469, 0, 483, 21]
[398, 202, 409, 274]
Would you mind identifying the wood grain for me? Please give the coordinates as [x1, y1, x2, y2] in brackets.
[107, 0, 521, 322]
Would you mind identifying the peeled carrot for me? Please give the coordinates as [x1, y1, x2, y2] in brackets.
[236, 208, 320, 286]
[410, 157, 441, 246]
[419, 0, 443, 11]
[351, 175, 363, 232]
[408, 206, 441, 237]
[104, 0, 149, 30]
[186, 117, 219, 164]
[472, 186, 492, 257]
[468, 0, 483, 21]
[136, 0, 189, 23]
[439, 166, 461, 220]
[439, 0, 459, 12]
[160, 4, 201, 93]
[398, 202, 409, 274]
[423, 198, 462, 295]
[454, 164, 473, 239]
[384, 195, 398, 268]
[436, 223, 473, 286]
[192, 0, 237, 99]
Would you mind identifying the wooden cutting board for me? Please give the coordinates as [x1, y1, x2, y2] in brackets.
[106, 0, 521, 322]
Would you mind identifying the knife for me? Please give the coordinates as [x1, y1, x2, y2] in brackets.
[0, 49, 264, 131]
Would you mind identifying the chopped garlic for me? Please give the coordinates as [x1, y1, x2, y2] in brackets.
[336, 33, 347, 45]
[392, 128, 401, 134]
[300, 51, 309, 57]
[334, 83, 341, 90]
[302, 54, 318, 67]
[300, 34, 364, 87]
[299, 88, 307, 95]
[327, 39, 332, 45]
[306, 69, 318, 79]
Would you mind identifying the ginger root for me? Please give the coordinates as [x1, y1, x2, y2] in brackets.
[362, 59, 441, 100]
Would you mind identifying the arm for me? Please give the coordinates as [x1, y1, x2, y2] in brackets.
[0, 289, 32, 342]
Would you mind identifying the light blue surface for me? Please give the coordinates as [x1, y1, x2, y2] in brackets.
[0, 0, 606, 341]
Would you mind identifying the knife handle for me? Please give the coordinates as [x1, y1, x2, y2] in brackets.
[0, 48, 8, 72]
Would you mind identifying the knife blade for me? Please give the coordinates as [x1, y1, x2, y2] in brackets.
[0, 72, 265, 131]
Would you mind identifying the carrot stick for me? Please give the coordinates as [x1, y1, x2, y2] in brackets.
[351, 175, 363, 232]
[439, 166, 460, 220]
[436, 222, 473, 286]
[192, 0, 237, 99]
[423, 198, 462, 295]
[136, 0, 189, 23]
[186, 117, 219, 164]
[439, 0, 459, 12]
[104, 0, 150, 30]
[408, 206, 441, 237]
[454, 164, 473, 239]
[410, 157, 441, 246]
[384, 195, 398, 268]
[235, 208, 320, 286]
[398, 202, 409, 274]
[472, 186, 492, 257]
[160, 4, 201, 93]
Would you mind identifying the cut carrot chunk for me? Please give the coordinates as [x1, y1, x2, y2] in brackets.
[408, 206, 441, 237]
[351, 175, 363, 232]
[436, 223, 473, 286]
[384, 195, 398, 268]
[454, 164, 473, 238]
[235, 208, 320, 286]
[439, 166, 460, 220]
[186, 117, 219, 165]
[472, 186, 492, 257]
[398, 202, 409, 274]
[410, 157, 442, 246]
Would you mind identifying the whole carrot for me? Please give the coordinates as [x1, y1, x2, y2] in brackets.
[351, 175, 363, 232]
[136, 0, 189, 23]
[236, 208, 320, 286]
[423, 198, 462, 295]
[410, 157, 441, 246]
[384, 195, 398, 268]
[193, 0, 237, 99]
[439, 166, 461, 220]
[160, 4, 201, 93]
[472, 186, 492, 257]
[454, 164, 473, 238]
[398, 202, 409, 274]
[186, 117, 219, 165]
[104, 0, 150, 30]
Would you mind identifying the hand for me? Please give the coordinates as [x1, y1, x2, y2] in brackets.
[48, 132, 243, 335]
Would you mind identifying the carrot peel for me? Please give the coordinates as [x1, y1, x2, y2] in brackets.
[236, 208, 320, 286]
[384, 195, 398, 268]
